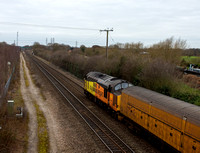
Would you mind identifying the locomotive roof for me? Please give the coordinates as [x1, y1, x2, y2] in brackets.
[123, 86, 200, 127]
[86, 71, 114, 80]
[86, 71, 125, 88]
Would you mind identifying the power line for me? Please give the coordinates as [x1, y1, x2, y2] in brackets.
[0, 21, 100, 31]
[100, 28, 113, 59]
[110, 34, 115, 44]
[16, 32, 18, 46]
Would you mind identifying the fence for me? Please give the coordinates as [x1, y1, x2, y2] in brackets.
[0, 43, 19, 107]
[0, 66, 15, 107]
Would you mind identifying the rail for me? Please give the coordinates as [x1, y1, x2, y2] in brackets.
[29, 54, 134, 153]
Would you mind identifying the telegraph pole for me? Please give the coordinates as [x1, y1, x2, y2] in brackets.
[46, 38, 48, 45]
[16, 32, 18, 46]
[100, 28, 113, 59]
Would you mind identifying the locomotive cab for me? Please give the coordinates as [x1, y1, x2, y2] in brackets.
[114, 81, 133, 92]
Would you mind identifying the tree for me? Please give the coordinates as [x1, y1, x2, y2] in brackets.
[80, 45, 86, 53]
[149, 37, 187, 64]
[32, 42, 41, 51]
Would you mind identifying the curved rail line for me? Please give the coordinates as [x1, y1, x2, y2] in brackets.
[28, 54, 134, 153]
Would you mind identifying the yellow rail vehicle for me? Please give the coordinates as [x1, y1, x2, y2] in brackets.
[84, 72, 132, 113]
[121, 86, 200, 153]
[84, 72, 200, 152]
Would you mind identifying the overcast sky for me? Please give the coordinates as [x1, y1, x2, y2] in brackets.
[0, 0, 199, 48]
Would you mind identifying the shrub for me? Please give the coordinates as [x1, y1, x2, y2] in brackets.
[0, 43, 20, 97]
[33, 38, 200, 105]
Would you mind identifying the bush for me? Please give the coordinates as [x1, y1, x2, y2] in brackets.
[172, 82, 200, 105]
[0, 43, 20, 97]
[33, 38, 200, 105]
[80, 45, 86, 53]
[0, 106, 16, 153]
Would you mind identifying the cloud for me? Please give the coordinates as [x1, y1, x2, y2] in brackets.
[0, 0, 199, 47]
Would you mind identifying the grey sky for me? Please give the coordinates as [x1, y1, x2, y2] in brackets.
[0, 0, 199, 47]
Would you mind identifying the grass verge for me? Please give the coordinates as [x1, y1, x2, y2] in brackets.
[34, 101, 49, 153]
[14, 86, 29, 153]
[30, 75, 46, 101]
[0, 64, 28, 153]
[24, 52, 49, 152]
[25, 56, 47, 101]
[22, 60, 29, 87]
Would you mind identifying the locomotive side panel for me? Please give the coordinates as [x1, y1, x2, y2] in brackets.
[96, 83, 108, 104]
[182, 135, 200, 153]
[121, 91, 182, 151]
[116, 95, 121, 111]
[148, 116, 181, 150]
[121, 92, 150, 128]
[85, 80, 96, 96]
[120, 92, 128, 116]
[185, 122, 200, 142]
[127, 97, 149, 129]
[150, 106, 182, 130]
[110, 94, 121, 112]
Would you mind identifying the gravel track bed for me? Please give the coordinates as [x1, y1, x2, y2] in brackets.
[25, 54, 106, 153]
[26, 53, 160, 153]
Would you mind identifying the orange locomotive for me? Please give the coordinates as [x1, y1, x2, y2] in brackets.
[84, 71, 132, 113]
[84, 71, 200, 153]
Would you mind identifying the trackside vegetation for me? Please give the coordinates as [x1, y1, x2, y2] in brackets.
[0, 45, 28, 152]
[32, 37, 200, 106]
[22, 60, 29, 87]
[34, 102, 49, 153]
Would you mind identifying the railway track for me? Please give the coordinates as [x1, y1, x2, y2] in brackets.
[28, 54, 134, 153]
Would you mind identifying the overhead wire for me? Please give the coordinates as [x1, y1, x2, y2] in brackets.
[0, 21, 112, 46]
[0, 21, 100, 31]
[110, 33, 116, 44]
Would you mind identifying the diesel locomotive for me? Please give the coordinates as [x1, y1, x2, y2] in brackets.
[84, 71, 200, 153]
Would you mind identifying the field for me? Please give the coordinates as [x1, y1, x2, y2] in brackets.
[181, 56, 200, 66]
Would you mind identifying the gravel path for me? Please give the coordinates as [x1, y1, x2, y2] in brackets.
[20, 53, 38, 153]
[21, 53, 59, 152]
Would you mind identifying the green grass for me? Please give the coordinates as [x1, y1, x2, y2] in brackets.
[22, 61, 29, 87]
[34, 102, 49, 153]
[14, 87, 24, 106]
[181, 56, 200, 64]
[24, 57, 49, 152]
[172, 82, 200, 105]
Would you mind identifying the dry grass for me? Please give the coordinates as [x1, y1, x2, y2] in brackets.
[31, 77, 46, 101]
[33, 101, 49, 153]
[24, 55, 47, 101]
[0, 43, 20, 95]
[22, 60, 29, 87]
[0, 112, 17, 152]
[23, 53, 49, 152]
[183, 74, 200, 89]
[0, 63, 28, 153]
